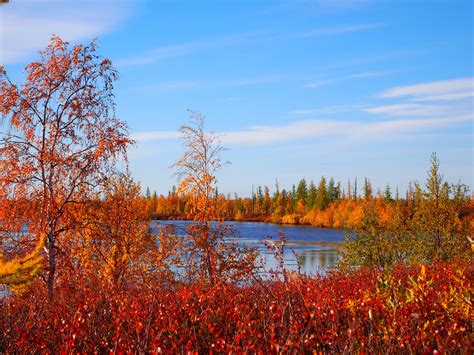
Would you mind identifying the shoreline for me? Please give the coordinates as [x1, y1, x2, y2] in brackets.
[151, 214, 351, 231]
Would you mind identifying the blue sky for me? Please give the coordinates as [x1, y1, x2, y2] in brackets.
[1, 0, 473, 196]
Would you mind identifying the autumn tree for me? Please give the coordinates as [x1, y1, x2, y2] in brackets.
[412, 153, 471, 261]
[344, 154, 471, 268]
[172, 111, 257, 284]
[0, 36, 131, 294]
[67, 173, 176, 289]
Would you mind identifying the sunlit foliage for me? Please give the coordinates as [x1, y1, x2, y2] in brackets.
[171, 111, 258, 284]
[1, 261, 471, 352]
[0, 36, 132, 294]
[344, 153, 472, 267]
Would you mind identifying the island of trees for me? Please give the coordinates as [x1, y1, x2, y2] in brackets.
[0, 37, 472, 353]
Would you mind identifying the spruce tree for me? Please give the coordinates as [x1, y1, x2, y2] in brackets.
[296, 178, 308, 202]
[315, 177, 328, 210]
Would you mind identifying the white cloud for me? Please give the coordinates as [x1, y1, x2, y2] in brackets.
[0, 1, 131, 64]
[368, 77, 473, 120]
[379, 77, 474, 101]
[411, 91, 473, 102]
[356, 115, 472, 138]
[220, 120, 351, 145]
[131, 114, 472, 146]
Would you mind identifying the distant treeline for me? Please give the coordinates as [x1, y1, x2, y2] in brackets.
[144, 175, 473, 229]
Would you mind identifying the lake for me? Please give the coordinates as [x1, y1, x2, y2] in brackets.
[151, 220, 346, 274]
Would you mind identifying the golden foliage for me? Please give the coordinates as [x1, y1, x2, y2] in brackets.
[0, 234, 45, 292]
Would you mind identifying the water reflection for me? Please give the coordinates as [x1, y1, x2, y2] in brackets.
[296, 248, 341, 273]
[257, 242, 341, 275]
[152, 220, 345, 274]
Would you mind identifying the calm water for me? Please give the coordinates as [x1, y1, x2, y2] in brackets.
[151, 220, 346, 274]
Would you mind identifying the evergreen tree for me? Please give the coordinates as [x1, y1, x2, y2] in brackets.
[452, 181, 469, 207]
[306, 180, 317, 210]
[290, 184, 297, 212]
[281, 189, 288, 213]
[296, 178, 308, 202]
[263, 185, 271, 214]
[353, 178, 358, 201]
[441, 181, 450, 201]
[327, 177, 336, 202]
[336, 182, 341, 201]
[315, 176, 328, 210]
[151, 191, 158, 214]
[273, 179, 280, 204]
[384, 184, 392, 202]
[256, 186, 264, 213]
[363, 177, 372, 200]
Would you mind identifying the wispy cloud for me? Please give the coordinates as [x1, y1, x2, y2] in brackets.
[289, 105, 355, 115]
[132, 114, 472, 146]
[364, 103, 445, 117]
[302, 69, 393, 89]
[115, 31, 262, 67]
[279, 23, 384, 40]
[118, 23, 384, 67]
[302, 79, 336, 89]
[220, 115, 471, 145]
[379, 77, 474, 101]
[133, 75, 284, 92]
[348, 70, 393, 78]
[134, 76, 473, 147]
[220, 120, 350, 145]
[368, 77, 474, 119]
[0, 1, 131, 64]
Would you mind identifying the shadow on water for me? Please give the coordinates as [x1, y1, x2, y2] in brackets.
[152, 220, 345, 274]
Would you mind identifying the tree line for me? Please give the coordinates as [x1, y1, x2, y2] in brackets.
[144, 164, 472, 230]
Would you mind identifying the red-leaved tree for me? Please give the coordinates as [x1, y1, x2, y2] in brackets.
[0, 36, 132, 294]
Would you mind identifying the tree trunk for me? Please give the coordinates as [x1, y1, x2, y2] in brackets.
[47, 233, 56, 296]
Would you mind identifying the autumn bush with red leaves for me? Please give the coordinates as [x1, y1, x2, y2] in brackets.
[1, 260, 472, 353]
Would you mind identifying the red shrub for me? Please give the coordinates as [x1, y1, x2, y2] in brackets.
[1, 261, 472, 353]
